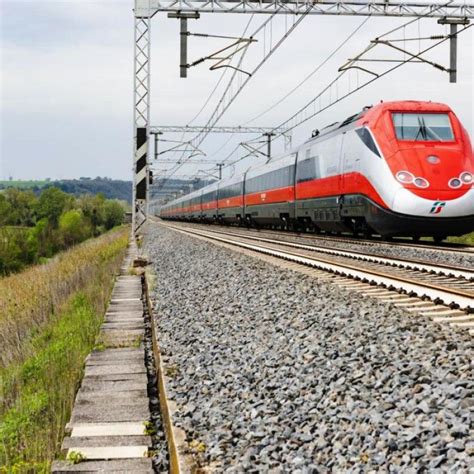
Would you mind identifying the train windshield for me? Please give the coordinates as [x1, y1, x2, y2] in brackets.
[392, 113, 454, 141]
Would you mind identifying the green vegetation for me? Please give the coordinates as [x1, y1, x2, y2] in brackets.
[67, 451, 87, 465]
[0, 180, 49, 190]
[0, 177, 132, 202]
[0, 187, 126, 276]
[0, 227, 129, 471]
[447, 231, 474, 245]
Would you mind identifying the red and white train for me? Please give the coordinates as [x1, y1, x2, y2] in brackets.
[160, 101, 474, 240]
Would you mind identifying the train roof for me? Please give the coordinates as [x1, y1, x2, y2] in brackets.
[218, 173, 245, 188]
[246, 152, 296, 178]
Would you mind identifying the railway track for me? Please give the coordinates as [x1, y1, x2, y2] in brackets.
[176, 223, 473, 279]
[160, 221, 474, 334]
[211, 224, 474, 256]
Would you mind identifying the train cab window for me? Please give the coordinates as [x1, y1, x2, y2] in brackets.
[355, 128, 381, 157]
[392, 113, 454, 141]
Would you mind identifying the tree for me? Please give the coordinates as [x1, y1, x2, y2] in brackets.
[36, 187, 71, 227]
[3, 189, 37, 226]
[0, 194, 12, 226]
[59, 210, 91, 246]
[103, 200, 124, 230]
[76, 194, 106, 233]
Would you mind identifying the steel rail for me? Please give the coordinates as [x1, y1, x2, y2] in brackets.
[162, 222, 474, 310]
[217, 225, 474, 255]
[180, 224, 474, 279]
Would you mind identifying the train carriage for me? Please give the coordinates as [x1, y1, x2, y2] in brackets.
[244, 153, 297, 226]
[217, 176, 245, 224]
[201, 182, 219, 222]
[160, 101, 474, 240]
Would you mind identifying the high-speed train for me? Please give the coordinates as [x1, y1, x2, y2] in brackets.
[160, 101, 474, 240]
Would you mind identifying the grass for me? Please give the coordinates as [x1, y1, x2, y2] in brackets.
[0, 227, 129, 471]
[0, 226, 129, 369]
[0, 180, 48, 190]
[1, 295, 103, 471]
[447, 231, 474, 245]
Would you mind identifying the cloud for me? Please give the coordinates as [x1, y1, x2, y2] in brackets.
[1, 3, 472, 181]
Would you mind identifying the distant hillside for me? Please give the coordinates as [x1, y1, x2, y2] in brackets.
[0, 178, 132, 203]
[0, 177, 217, 204]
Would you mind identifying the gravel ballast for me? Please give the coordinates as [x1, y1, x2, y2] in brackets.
[145, 223, 473, 472]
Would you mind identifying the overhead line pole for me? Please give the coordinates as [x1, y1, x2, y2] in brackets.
[133, 12, 151, 234]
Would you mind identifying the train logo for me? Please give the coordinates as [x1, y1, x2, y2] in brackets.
[430, 201, 447, 214]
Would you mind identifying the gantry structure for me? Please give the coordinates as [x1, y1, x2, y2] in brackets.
[133, 0, 474, 232]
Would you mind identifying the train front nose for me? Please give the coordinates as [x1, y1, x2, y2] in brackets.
[390, 186, 474, 217]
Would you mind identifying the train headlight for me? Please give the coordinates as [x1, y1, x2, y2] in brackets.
[449, 177, 462, 189]
[414, 177, 429, 188]
[396, 171, 414, 184]
[460, 172, 473, 184]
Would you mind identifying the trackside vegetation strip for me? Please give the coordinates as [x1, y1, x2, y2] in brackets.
[0, 227, 129, 472]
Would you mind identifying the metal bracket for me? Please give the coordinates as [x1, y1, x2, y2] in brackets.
[168, 12, 200, 78]
[241, 142, 269, 158]
[339, 21, 471, 83]
[156, 139, 206, 159]
[185, 33, 257, 75]
[438, 17, 471, 82]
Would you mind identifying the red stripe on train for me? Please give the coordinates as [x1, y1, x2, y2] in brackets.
[296, 173, 388, 208]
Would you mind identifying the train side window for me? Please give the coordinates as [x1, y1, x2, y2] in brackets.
[355, 128, 381, 157]
[297, 157, 319, 183]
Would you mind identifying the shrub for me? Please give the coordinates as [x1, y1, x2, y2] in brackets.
[0, 227, 37, 275]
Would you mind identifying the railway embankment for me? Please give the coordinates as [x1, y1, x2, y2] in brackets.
[144, 221, 473, 471]
[0, 227, 129, 471]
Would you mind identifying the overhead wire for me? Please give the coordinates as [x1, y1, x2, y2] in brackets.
[158, 1, 462, 191]
[160, 15, 257, 181]
[160, 9, 311, 185]
[242, 14, 372, 125]
[194, 14, 374, 178]
[230, 12, 471, 162]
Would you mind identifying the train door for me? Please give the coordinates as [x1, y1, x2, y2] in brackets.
[341, 131, 360, 193]
[339, 133, 348, 213]
[216, 181, 221, 221]
[339, 133, 346, 192]
[242, 170, 249, 222]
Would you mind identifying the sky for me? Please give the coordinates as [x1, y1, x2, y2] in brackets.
[1, 0, 473, 181]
